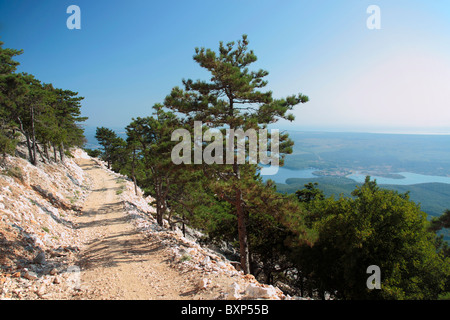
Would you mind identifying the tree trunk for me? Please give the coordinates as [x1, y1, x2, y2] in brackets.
[30, 106, 37, 165]
[59, 143, 65, 162]
[131, 150, 138, 195]
[52, 142, 58, 162]
[234, 163, 250, 275]
[157, 201, 163, 226]
[44, 143, 50, 161]
[156, 179, 163, 226]
[36, 143, 46, 164]
[236, 189, 250, 275]
[132, 175, 138, 196]
[25, 132, 33, 164]
[17, 116, 34, 164]
[182, 211, 186, 237]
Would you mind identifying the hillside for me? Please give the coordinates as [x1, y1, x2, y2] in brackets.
[275, 177, 450, 242]
[0, 149, 291, 300]
[276, 177, 450, 218]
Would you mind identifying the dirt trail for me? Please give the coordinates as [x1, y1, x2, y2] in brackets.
[74, 158, 207, 300]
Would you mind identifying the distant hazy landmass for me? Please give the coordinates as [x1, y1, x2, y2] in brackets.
[283, 131, 450, 177]
[271, 131, 450, 213]
[269, 131, 450, 241]
[276, 176, 450, 218]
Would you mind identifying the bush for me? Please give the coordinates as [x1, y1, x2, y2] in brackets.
[0, 130, 18, 158]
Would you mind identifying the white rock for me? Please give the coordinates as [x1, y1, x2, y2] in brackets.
[71, 148, 91, 159]
[227, 282, 241, 300]
[23, 271, 38, 280]
[186, 247, 197, 256]
[201, 256, 211, 266]
[244, 283, 278, 299]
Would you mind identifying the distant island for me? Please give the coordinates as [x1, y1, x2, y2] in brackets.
[356, 171, 405, 179]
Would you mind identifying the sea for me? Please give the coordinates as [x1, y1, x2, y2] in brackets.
[83, 126, 450, 186]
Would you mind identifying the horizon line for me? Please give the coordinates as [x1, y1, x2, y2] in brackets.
[81, 124, 450, 136]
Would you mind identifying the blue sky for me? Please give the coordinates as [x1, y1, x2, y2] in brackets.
[1, 0, 450, 133]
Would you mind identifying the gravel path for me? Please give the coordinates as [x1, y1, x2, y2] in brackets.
[1, 152, 286, 300]
[74, 159, 204, 299]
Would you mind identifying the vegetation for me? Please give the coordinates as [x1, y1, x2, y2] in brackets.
[5, 36, 448, 299]
[162, 34, 309, 274]
[124, 105, 184, 225]
[95, 127, 125, 170]
[277, 176, 450, 221]
[0, 41, 87, 163]
[291, 178, 450, 299]
[94, 35, 310, 275]
[90, 36, 450, 299]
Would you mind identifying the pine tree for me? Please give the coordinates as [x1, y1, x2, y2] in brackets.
[52, 88, 87, 160]
[0, 42, 87, 163]
[95, 127, 121, 169]
[0, 42, 25, 158]
[164, 35, 308, 274]
[15, 74, 47, 165]
[125, 104, 182, 226]
[0, 41, 22, 75]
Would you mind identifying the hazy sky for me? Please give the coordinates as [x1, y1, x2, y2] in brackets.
[1, 0, 449, 133]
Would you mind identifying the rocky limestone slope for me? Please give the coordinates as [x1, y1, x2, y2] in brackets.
[0, 148, 302, 300]
[0, 149, 91, 299]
